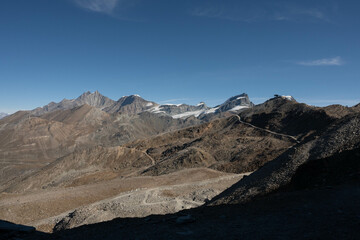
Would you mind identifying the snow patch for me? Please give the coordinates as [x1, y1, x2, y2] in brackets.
[172, 110, 205, 119]
[149, 106, 165, 114]
[228, 105, 249, 112]
[204, 107, 219, 114]
[236, 96, 246, 100]
[163, 104, 182, 106]
[146, 102, 153, 107]
[282, 95, 293, 100]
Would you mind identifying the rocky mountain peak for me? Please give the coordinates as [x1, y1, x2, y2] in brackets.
[77, 90, 101, 100]
[216, 93, 254, 113]
[74, 91, 115, 110]
[104, 95, 157, 114]
[118, 95, 145, 104]
[80, 91, 91, 96]
[353, 103, 360, 111]
[31, 91, 115, 116]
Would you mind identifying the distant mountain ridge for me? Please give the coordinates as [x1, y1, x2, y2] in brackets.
[0, 112, 8, 119]
[148, 93, 254, 119]
[30, 91, 255, 119]
[31, 91, 116, 116]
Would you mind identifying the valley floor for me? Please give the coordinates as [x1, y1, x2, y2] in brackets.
[4, 180, 359, 240]
[50, 182, 360, 239]
[0, 168, 247, 232]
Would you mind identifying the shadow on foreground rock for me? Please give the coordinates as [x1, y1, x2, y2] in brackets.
[37, 180, 360, 240]
[0, 220, 49, 240]
[2, 179, 359, 240]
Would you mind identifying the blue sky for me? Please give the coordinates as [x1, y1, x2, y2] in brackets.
[0, 0, 359, 113]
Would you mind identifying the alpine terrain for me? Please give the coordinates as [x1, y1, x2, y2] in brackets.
[0, 92, 359, 240]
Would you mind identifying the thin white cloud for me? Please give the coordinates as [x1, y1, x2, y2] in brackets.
[302, 9, 326, 20]
[74, 0, 119, 14]
[297, 56, 344, 66]
[273, 8, 328, 22]
[190, 3, 331, 23]
[190, 6, 260, 22]
[191, 7, 223, 19]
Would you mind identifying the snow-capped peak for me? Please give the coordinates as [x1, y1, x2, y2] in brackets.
[281, 95, 295, 101]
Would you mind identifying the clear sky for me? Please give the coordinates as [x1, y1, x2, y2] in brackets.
[1, 0, 359, 113]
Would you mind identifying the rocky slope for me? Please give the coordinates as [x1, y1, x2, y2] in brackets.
[0, 109, 201, 192]
[239, 97, 338, 141]
[209, 113, 360, 205]
[3, 112, 295, 193]
[126, 116, 295, 176]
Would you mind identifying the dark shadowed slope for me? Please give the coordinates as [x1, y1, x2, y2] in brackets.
[209, 113, 360, 205]
[239, 97, 337, 141]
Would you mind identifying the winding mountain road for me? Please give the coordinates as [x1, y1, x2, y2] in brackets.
[143, 150, 156, 165]
[232, 115, 300, 143]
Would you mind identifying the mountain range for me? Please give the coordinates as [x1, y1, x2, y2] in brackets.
[0, 91, 359, 239]
[31, 91, 253, 118]
[0, 91, 253, 190]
